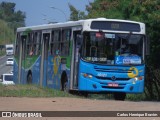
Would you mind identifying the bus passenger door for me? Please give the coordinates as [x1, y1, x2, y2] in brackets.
[71, 30, 82, 89]
[40, 31, 50, 87]
[18, 35, 26, 84]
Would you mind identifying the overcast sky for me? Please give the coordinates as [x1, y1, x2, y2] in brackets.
[1, 0, 93, 26]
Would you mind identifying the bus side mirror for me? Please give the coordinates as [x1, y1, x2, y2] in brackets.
[145, 36, 150, 56]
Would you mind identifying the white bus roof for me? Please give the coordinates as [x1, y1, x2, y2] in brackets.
[17, 18, 145, 34]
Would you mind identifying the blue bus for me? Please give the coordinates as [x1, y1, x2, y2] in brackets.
[14, 18, 149, 100]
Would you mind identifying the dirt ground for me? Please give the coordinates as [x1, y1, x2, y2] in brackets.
[0, 97, 159, 120]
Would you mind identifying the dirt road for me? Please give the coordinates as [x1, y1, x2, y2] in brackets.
[0, 97, 159, 120]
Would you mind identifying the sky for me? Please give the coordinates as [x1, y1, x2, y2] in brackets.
[1, 0, 93, 26]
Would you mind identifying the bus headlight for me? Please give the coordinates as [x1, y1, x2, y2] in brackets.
[134, 76, 143, 81]
[132, 76, 144, 84]
[81, 73, 93, 79]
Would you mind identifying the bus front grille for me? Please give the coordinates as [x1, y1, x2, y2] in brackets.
[94, 66, 132, 73]
[96, 76, 130, 81]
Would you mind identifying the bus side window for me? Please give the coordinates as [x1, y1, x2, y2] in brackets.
[15, 33, 20, 56]
[61, 29, 71, 56]
[51, 30, 60, 55]
[50, 30, 54, 55]
[34, 32, 38, 55]
[27, 33, 31, 55]
[36, 31, 41, 55]
[27, 31, 42, 56]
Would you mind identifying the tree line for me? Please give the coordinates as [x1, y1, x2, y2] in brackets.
[0, 1, 25, 44]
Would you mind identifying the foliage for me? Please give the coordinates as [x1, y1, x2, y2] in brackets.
[145, 66, 160, 100]
[0, 1, 25, 28]
[0, 47, 5, 56]
[68, 3, 86, 21]
[0, 19, 14, 44]
[126, 93, 146, 101]
[0, 1, 26, 44]
[69, 0, 160, 101]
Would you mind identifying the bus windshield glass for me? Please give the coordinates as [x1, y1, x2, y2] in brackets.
[81, 32, 145, 65]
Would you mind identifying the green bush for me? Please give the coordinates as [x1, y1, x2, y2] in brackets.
[126, 93, 146, 101]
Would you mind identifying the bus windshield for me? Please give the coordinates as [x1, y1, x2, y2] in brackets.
[81, 32, 145, 65]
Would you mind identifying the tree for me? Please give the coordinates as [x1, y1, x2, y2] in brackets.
[0, 1, 26, 30]
[68, 3, 86, 21]
[0, 1, 26, 44]
[0, 19, 14, 44]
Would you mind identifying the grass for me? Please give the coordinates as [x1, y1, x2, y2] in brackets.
[0, 84, 74, 97]
[0, 84, 148, 101]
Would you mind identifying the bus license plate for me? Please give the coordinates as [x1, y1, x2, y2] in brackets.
[108, 83, 119, 87]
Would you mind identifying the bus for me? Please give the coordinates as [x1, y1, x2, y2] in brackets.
[13, 18, 149, 100]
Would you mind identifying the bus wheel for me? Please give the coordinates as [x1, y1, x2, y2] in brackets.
[61, 71, 68, 92]
[114, 92, 126, 101]
[27, 73, 32, 84]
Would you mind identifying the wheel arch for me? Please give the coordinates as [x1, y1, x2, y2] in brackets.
[27, 70, 32, 84]
[60, 70, 68, 91]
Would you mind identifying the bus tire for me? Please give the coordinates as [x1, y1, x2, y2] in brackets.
[27, 72, 32, 84]
[114, 92, 126, 101]
[61, 71, 68, 92]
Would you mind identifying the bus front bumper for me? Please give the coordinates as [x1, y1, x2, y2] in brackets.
[78, 76, 144, 93]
